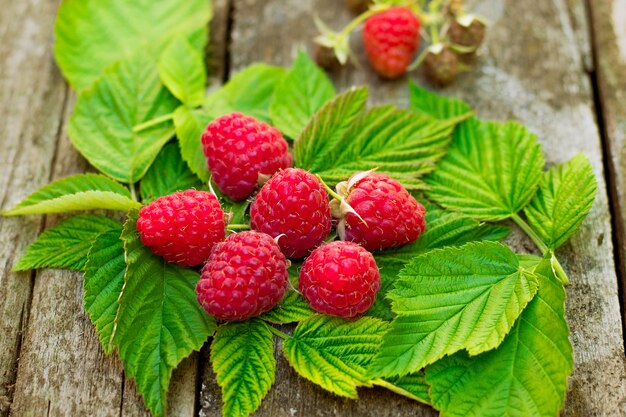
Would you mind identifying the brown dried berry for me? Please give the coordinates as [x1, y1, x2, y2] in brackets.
[423, 46, 459, 87]
[314, 44, 341, 71]
[345, 0, 371, 14]
[448, 18, 486, 50]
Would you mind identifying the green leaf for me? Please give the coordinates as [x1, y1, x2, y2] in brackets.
[367, 206, 510, 321]
[269, 51, 335, 138]
[524, 154, 597, 250]
[211, 319, 276, 417]
[204, 64, 286, 121]
[158, 36, 207, 106]
[173, 107, 213, 182]
[368, 241, 538, 378]
[283, 315, 388, 398]
[54, 0, 211, 90]
[140, 142, 204, 202]
[426, 119, 545, 221]
[426, 259, 573, 417]
[69, 50, 179, 184]
[409, 81, 471, 119]
[114, 210, 216, 417]
[294, 87, 368, 173]
[260, 290, 315, 324]
[3, 174, 140, 216]
[380, 372, 431, 405]
[84, 227, 125, 354]
[13, 214, 121, 271]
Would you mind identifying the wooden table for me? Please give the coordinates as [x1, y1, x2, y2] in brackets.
[1, 0, 626, 415]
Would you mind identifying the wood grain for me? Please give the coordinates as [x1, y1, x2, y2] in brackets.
[195, 0, 626, 416]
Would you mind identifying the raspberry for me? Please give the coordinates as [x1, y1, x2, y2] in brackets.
[331, 171, 426, 251]
[250, 168, 331, 258]
[137, 190, 225, 267]
[299, 241, 380, 318]
[423, 45, 459, 87]
[201, 112, 292, 201]
[196, 231, 288, 321]
[362, 7, 421, 79]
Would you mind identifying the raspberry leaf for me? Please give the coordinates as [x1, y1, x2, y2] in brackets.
[12, 214, 121, 271]
[425, 118, 545, 220]
[83, 227, 125, 354]
[69, 50, 179, 184]
[2, 174, 140, 216]
[425, 258, 573, 417]
[380, 371, 431, 405]
[367, 205, 510, 321]
[114, 210, 216, 417]
[368, 241, 538, 378]
[269, 50, 336, 139]
[173, 107, 213, 182]
[140, 142, 205, 203]
[54, 0, 211, 90]
[158, 36, 207, 107]
[211, 319, 276, 417]
[204, 64, 286, 122]
[260, 290, 315, 324]
[282, 315, 388, 398]
[409, 81, 472, 119]
[524, 154, 597, 250]
[294, 87, 368, 173]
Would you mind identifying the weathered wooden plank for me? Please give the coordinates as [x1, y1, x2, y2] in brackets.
[588, 0, 626, 333]
[196, 0, 626, 416]
[0, 0, 69, 415]
[6, 1, 226, 416]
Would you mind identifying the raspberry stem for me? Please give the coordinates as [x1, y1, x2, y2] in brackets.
[226, 224, 251, 231]
[268, 325, 290, 340]
[132, 112, 175, 133]
[370, 378, 426, 403]
[316, 175, 343, 201]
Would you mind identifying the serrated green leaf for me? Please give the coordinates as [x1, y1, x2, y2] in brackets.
[204, 64, 286, 121]
[409, 81, 471, 119]
[367, 206, 510, 321]
[426, 259, 573, 417]
[158, 36, 207, 106]
[84, 227, 125, 354]
[283, 315, 388, 398]
[140, 142, 204, 202]
[269, 51, 335, 138]
[54, 0, 211, 90]
[368, 241, 538, 378]
[173, 107, 213, 182]
[426, 119, 545, 221]
[381, 371, 431, 405]
[114, 210, 216, 417]
[3, 174, 140, 216]
[260, 290, 315, 324]
[524, 154, 597, 250]
[12, 214, 121, 271]
[211, 319, 276, 417]
[69, 50, 179, 184]
[294, 87, 368, 173]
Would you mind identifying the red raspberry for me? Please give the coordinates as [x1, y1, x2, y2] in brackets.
[299, 241, 380, 318]
[196, 231, 288, 321]
[137, 190, 225, 267]
[332, 171, 426, 251]
[250, 168, 331, 258]
[201, 112, 292, 201]
[362, 7, 421, 79]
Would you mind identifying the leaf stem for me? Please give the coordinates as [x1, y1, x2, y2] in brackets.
[132, 113, 174, 133]
[370, 378, 425, 403]
[129, 184, 138, 202]
[268, 325, 290, 340]
[551, 253, 570, 285]
[511, 214, 548, 253]
[227, 223, 251, 231]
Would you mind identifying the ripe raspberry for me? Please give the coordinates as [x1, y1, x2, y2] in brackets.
[362, 7, 421, 79]
[196, 231, 288, 321]
[331, 171, 426, 251]
[137, 190, 225, 267]
[299, 241, 380, 318]
[201, 112, 292, 201]
[250, 168, 331, 258]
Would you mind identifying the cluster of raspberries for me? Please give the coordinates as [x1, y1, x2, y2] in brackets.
[136, 112, 426, 320]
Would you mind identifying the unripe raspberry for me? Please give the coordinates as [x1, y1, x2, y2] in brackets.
[196, 231, 289, 321]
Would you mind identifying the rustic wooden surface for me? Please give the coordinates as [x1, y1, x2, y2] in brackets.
[1, 0, 625, 416]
